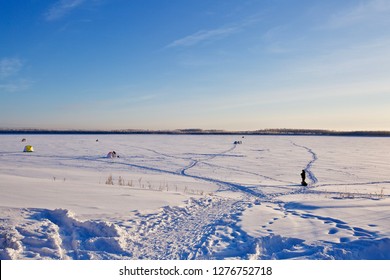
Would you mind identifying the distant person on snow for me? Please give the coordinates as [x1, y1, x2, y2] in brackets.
[301, 170, 307, 186]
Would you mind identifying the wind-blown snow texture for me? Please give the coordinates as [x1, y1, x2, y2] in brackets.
[1, 135, 390, 260]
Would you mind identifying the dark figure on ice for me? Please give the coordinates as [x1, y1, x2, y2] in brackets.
[301, 170, 307, 186]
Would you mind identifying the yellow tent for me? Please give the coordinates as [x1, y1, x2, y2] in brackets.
[23, 145, 34, 152]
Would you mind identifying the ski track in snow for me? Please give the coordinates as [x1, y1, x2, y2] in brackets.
[180, 144, 237, 175]
[2, 138, 390, 260]
[291, 141, 319, 185]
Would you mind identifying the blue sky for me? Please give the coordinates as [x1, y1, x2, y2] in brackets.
[1, 0, 390, 131]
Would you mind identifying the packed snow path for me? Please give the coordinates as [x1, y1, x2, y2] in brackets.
[121, 196, 252, 260]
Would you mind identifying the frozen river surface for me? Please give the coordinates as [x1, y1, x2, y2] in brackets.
[1, 134, 390, 259]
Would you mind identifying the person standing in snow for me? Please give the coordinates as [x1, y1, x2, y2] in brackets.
[301, 170, 307, 186]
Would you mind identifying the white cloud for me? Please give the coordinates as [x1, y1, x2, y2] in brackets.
[328, 0, 390, 28]
[166, 15, 261, 48]
[45, 0, 86, 21]
[0, 57, 32, 93]
[167, 26, 240, 48]
[261, 25, 294, 54]
[0, 79, 32, 93]
[0, 58, 23, 79]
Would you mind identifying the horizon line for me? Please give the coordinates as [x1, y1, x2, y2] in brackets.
[1, 128, 390, 137]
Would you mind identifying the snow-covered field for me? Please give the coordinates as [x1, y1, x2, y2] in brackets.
[1, 134, 390, 260]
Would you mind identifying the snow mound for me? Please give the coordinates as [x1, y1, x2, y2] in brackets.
[0, 226, 23, 260]
[39, 209, 128, 259]
[0, 208, 129, 260]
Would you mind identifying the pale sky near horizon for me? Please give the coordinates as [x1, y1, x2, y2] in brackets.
[1, 0, 390, 131]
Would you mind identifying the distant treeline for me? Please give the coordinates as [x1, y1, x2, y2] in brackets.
[1, 128, 390, 137]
